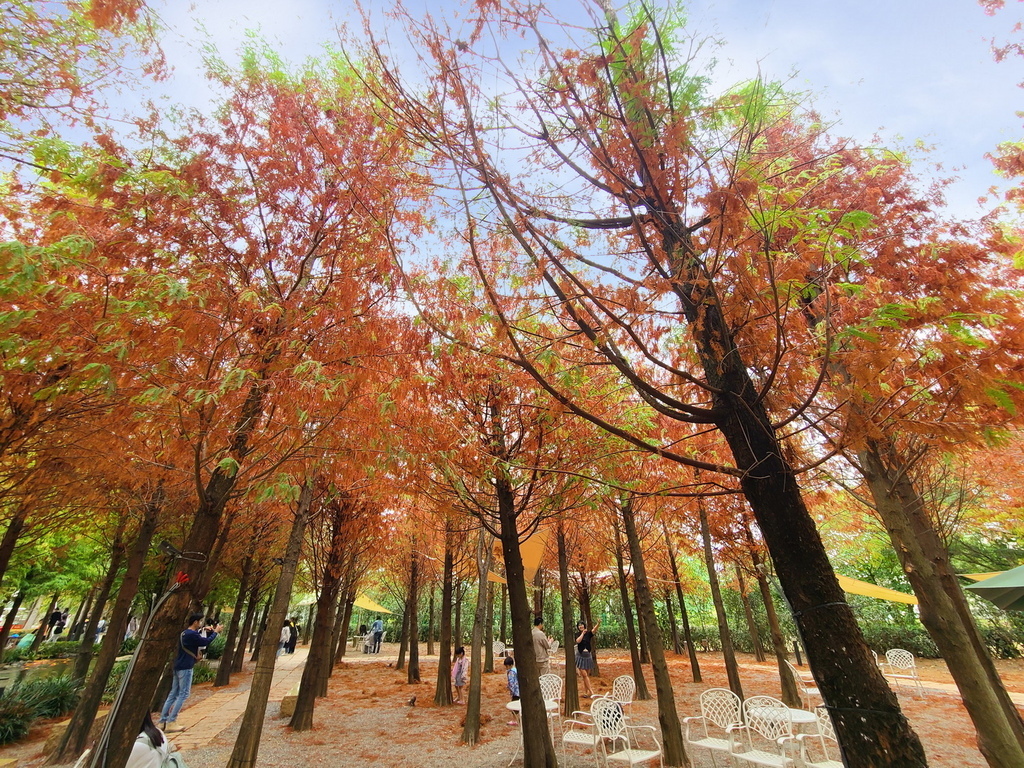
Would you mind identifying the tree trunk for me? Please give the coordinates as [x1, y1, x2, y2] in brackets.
[697, 495, 743, 698]
[737, 565, 766, 662]
[0, 589, 25, 653]
[250, 598, 272, 662]
[215, 551, 254, 687]
[0, 504, 28, 592]
[499, 582, 507, 645]
[860, 439, 1024, 768]
[427, 586, 436, 657]
[495, 477, 556, 768]
[72, 535, 126, 682]
[233, 582, 261, 673]
[745, 527, 799, 707]
[226, 481, 312, 768]
[53, 488, 161, 764]
[407, 548, 420, 684]
[664, 589, 682, 655]
[634, 582, 651, 664]
[434, 524, 454, 706]
[291, 495, 346, 730]
[484, 581, 494, 673]
[396, 604, 409, 671]
[621, 495, 689, 767]
[557, 521, 580, 716]
[612, 513, 650, 700]
[454, 579, 462, 647]
[333, 590, 355, 665]
[461, 534, 491, 745]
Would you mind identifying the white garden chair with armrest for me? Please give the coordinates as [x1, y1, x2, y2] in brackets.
[539, 673, 564, 735]
[883, 648, 926, 697]
[683, 687, 741, 768]
[493, 640, 507, 659]
[783, 659, 820, 709]
[728, 696, 799, 768]
[562, 696, 617, 767]
[600, 674, 636, 718]
[795, 706, 843, 768]
[594, 696, 663, 768]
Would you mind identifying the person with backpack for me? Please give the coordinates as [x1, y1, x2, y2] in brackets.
[159, 613, 221, 732]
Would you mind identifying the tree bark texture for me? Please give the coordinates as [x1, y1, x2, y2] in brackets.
[612, 513, 650, 700]
[746, 528, 799, 707]
[736, 566, 766, 662]
[215, 552, 254, 687]
[461, 533, 492, 745]
[557, 521, 580, 717]
[860, 439, 1024, 768]
[226, 481, 312, 768]
[53, 489, 160, 764]
[407, 548, 420, 684]
[621, 495, 689, 768]
[0, 504, 28, 592]
[233, 583, 261, 674]
[434, 527, 455, 706]
[697, 495, 743, 699]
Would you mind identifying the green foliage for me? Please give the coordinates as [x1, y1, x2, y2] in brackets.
[31, 641, 82, 660]
[1, 648, 34, 664]
[10, 675, 82, 719]
[859, 623, 940, 658]
[191, 661, 216, 684]
[203, 635, 226, 661]
[118, 636, 140, 656]
[0, 695, 33, 745]
[102, 659, 130, 703]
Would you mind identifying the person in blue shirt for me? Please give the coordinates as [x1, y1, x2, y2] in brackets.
[370, 617, 384, 653]
[159, 613, 221, 732]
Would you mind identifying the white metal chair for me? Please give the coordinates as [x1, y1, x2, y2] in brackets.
[682, 687, 742, 767]
[795, 706, 843, 768]
[684, 692, 741, 768]
[594, 695, 663, 768]
[882, 648, 926, 697]
[539, 673, 564, 734]
[728, 696, 798, 767]
[562, 696, 617, 766]
[493, 640, 507, 659]
[783, 659, 820, 709]
[601, 674, 636, 718]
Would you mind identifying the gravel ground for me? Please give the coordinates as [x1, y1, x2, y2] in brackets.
[3, 650, 1017, 767]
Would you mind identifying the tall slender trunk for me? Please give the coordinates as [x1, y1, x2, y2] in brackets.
[233, 582, 261, 673]
[434, 524, 454, 706]
[634, 582, 651, 664]
[333, 589, 355, 664]
[227, 481, 312, 768]
[407, 548, 420, 684]
[736, 565, 766, 661]
[612, 513, 650, 700]
[499, 583, 507, 645]
[744, 525, 799, 706]
[215, 551, 254, 687]
[0, 589, 25, 652]
[0, 504, 28, 591]
[72, 537, 125, 681]
[461, 534, 491, 745]
[250, 599, 272, 662]
[557, 521, 580, 716]
[860, 439, 1024, 768]
[621, 495, 689, 767]
[697, 495, 743, 698]
[53, 487, 161, 763]
[427, 586, 435, 657]
[495, 478, 556, 768]
[664, 589, 682, 655]
[484, 582, 494, 673]
[291, 496, 346, 730]
[30, 592, 59, 653]
[396, 604, 409, 670]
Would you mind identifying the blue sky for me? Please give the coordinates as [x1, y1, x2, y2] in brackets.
[149, 0, 1024, 218]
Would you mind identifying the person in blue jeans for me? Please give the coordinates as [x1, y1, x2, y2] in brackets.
[159, 613, 221, 732]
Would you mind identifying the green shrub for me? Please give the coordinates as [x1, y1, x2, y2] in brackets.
[191, 661, 215, 684]
[0, 695, 33, 745]
[119, 636, 140, 656]
[102, 659, 130, 703]
[31, 641, 82, 660]
[10, 675, 82, 719]
[2, 648, 35, 664]
[981, 626, 1024, 659]
[203, 635, 226, 660]
[859, 624, 939, 658]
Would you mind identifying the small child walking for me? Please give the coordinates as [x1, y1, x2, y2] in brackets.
[504, 656, 519, 726]
[452, 646, 468, 703]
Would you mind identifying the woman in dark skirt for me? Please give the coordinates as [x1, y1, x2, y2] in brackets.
[574, 618, 601, 697]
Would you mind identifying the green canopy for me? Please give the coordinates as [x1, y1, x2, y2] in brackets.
[965, 564, 1024, 611]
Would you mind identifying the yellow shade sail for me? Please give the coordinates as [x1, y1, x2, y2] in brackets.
[961, 572, 1004, 582]
[353, 594, 393, 614]
[836, 575, 918, 605]
[487, 571, 507, 584]
[521, 528, 550, 584]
